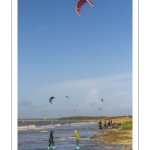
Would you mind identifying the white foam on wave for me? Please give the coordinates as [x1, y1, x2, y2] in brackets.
[57, 136, 90, 140]
[40, 130, 48, 132]
[18, 124, 55, 131]
[70, 122, 96, 126]
[18, 121, 96, 131]
[40, 123, 62, 129]
[18, 123, 64, 130]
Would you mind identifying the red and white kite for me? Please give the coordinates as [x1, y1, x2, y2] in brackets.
[76, 0, 94, 16]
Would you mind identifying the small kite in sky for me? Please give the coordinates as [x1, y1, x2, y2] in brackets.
[76, 0, 94, 16]
[44, 115, 47, 120]
[66, 96, 69, 99]
[49, 96, 55, 104]
[101, 99, 104, 102]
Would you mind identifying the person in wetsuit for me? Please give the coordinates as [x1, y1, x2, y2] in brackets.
[104, 120, 107, 129]
[48, 131, 54, 149]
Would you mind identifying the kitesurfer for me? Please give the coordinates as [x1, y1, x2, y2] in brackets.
[74, 130, 80, 149]
[48, 131, 55, 149]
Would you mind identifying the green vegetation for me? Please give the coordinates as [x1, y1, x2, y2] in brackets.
[119, 120, 132, 130]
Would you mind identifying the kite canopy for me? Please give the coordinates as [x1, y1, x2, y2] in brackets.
[49, 96, 55, 104]
[101, 99, 104, 102]
[75, 0, 94, 16]
[44, 115, 47, 120]
[66, 96, 69, 99]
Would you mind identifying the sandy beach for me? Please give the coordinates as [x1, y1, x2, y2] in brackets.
[91, 116, 132, 150]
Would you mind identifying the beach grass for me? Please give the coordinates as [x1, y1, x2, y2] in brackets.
[119, 120, 132, 130]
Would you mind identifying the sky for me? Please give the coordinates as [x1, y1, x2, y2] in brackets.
[18, 0, 132, 119]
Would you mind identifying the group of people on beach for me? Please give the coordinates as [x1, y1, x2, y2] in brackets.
[98, 120, 114, 130]
[98, 119, 122, 130]
[48, 129, 80, 149]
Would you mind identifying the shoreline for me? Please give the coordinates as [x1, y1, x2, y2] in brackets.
[91, 116, 132, 150]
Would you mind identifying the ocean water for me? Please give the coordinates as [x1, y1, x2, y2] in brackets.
[18, 120, 130, 150]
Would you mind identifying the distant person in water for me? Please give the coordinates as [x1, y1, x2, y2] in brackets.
[74, 130, 80, 149]
[48, 131, 55, 149]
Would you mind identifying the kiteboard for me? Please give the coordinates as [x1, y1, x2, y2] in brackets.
[75, 146, 80, 150]
[47, 146, 56, 149]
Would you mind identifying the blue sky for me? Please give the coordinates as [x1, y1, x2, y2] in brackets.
[18, 0, 132, 118]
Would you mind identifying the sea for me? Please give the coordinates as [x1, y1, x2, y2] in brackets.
[18, 119, 131, 150]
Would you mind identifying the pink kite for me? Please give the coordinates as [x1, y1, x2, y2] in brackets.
[76, 0, 94, 16]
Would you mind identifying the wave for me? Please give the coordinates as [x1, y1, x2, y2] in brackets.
[70, 122, 96, 126]
[18, 125, 55, 130]
[55, 136, 90, 140]
[18, 123, 66, 130]
[40, 130, 48, 132]
[18, 136, 90, 145]
[18, 121, 96, 131]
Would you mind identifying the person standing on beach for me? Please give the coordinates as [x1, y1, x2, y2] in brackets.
[110, 120, 112, 126]
[108, 120, 111, 127]
[104, 120, 107, 129]
[48, 130, 55, 149]
[99, 120, 102, 129]
[74, 130, 80, 149]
